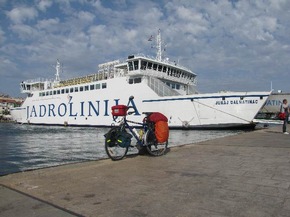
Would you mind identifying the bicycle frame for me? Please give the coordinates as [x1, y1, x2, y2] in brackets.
[113, 113, 148, 146]
[105, 96, 168, 161]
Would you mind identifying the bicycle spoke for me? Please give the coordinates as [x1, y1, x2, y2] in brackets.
[145, 129, 168, 156]
[104, 127, 129, 161]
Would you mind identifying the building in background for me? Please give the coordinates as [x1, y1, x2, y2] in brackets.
[0, 94, 23, 121]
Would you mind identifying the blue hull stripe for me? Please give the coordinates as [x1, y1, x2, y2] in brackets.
[142, 94, 270, 103]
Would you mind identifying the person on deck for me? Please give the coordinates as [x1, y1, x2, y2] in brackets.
[281, 99, 290, 134]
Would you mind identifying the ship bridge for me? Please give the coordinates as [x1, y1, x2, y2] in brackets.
[114, 55, 198, 96]
[20, 78, 54, 95]
[125, 55, 196, 85]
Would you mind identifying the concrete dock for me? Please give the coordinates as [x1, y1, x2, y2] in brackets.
[1, 125, 290, 217]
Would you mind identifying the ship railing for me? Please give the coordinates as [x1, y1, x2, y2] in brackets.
[128, 69, 195, 85]
[23, 78, 52, 84]
[56, 72, 111, 88]
[134, 53, 194, 73]
[147, 76, 180, 97]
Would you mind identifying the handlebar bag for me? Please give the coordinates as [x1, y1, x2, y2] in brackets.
[111, 105, 128, 116]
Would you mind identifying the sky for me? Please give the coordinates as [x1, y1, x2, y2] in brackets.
[1, 0, 290, 97]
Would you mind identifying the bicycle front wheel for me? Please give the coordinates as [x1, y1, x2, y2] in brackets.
[104, 127, 129, 161]
[144, 129, 168, 156]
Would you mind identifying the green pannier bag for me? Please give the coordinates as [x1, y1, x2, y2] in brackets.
[105, 128, 132, 148]
[116, 131, 132, 148]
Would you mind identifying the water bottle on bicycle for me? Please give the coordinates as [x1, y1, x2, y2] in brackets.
[104, 96, 169, 161]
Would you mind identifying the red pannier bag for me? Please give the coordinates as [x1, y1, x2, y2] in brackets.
[148, 112, 169, 143]
[147, 112, 168, 122]
[155, 121, 169, 143]
[278, 112, 286, 120]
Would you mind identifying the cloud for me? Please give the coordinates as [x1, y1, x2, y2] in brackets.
[1, 0, 290, 96]
[35, 0, 53, 12]
[77, 11, 95, 23]
[0, 27, 6, 44]
[6, 6, 38, 24]
[36, 18, 60, 31]
[10, 24, 38, 40]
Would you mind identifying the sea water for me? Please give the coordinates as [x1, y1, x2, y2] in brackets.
[0, 123, 243, 176]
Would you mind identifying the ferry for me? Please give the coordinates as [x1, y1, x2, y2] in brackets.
[255, 92, 290, 121]
[11, 30, 271, 129]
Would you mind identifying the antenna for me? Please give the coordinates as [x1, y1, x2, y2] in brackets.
[156, 29, 162, 61]
[149, 29, 166, 61]
[55, 59, 61, 82]
[270, 81, 274, 91]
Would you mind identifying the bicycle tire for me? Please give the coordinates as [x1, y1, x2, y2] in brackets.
[144, 128, 168, 156]
[104, 127, 129, 161]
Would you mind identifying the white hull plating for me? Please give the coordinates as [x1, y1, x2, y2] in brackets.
[11, 77, 269, 129]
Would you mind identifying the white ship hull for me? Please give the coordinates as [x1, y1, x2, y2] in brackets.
[10, 31, 271, 129]
[11, 77, 270, 129]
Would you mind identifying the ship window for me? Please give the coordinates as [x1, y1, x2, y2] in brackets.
[128, 61, 133, 71]
[134, 77, 141, 83]
[129, 78, 133, 84]
[173, 69, 176, 77]
[166, 82, 170, 86]
[75, 87, 78, 92]
[70, 88, 74, 93]
[85, 86, 89, 91]
[61, 89, 65, 94]
[147, 62, 152, 69]
[163, 66, 167, 73]
[141, 61, 147, 70]
[158, 65, 162, 71]
[176, 84, 180, 90]
[57, 90, 60, 94]
[134, 60, 139, 70]
[102, 83, 107, 89]
[96, 84, 100, 89]
[153, 63, 157, 70]
[172, 83, 176, 89]
[90, 84, 95, 90]
[65, 89, 69, 93]
[53, 90, 57, 95]
[49, 91, 52, 95]
[80, 86, 84, 92]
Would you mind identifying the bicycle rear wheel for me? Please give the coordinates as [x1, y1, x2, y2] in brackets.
[104, 127, 129, 161]
[144, 128, 168, 156]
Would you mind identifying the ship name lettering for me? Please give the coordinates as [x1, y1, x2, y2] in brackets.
[215, 99, 258, 105]
[265, 99, 282, 106]
[26, 99, 140, 119]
